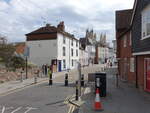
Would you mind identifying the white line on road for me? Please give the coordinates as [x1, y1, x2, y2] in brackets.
[5, 107, 14, 111]
[1, 106, 5, 113]
[24, 107, 37, 113]
[11, 107, 22, 113]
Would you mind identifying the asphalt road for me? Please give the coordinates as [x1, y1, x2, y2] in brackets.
[0, 82, 76, 113]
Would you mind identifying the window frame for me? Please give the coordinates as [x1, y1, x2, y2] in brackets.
[130, 57, 135, 72]
[76, 49, 78, 57]
[63, 35, 66, 44]
[123, 35, 127, 48]
[63, 47, 66, 56]
[76, 40, 78, 47]
[71, 39, 73, 46]
[141, 5, 150, 40]
[72, 59, 74, 66]
[129, 31, 132, 46]
[63, 59, 66, 69]
[71, 48, 73, 56]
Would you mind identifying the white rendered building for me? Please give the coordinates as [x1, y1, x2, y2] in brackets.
[26, 22, 79, 72]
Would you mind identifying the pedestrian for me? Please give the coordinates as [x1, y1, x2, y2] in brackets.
[42, 64, 45, 75]
[45, 64, 47, 76]
[48, 66, 52, 85]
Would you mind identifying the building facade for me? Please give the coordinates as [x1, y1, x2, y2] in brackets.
[79, 29, 97, 65]
[26, 22, 79, 72]
[79, 48, 88, 66]
[131, 0, 150, 91]
[116, 0, 150, 92]
[116, 9, 136, 84]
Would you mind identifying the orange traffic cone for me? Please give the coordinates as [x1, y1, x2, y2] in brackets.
[94, 88, 103, 111]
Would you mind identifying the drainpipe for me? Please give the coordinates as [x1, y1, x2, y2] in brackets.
[69, 38, 70, 69]
[135, 55, 138, 88]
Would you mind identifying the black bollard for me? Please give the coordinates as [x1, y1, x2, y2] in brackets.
[49, 74, 52, 85]
[81, 74, 84, 87]
[65, 73, 68, 86]
[75, 81, 78, 101]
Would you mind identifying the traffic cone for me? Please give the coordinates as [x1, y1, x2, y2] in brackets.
[94, 88, 103, 111]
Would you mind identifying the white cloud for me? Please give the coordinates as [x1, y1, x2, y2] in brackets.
[0, 0, 135, 42]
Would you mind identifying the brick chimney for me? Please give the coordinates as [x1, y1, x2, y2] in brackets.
[57, 21, 65, 31]
[46, 23, 51, 27]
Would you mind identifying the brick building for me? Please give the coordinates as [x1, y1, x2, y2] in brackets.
[116, 0, 150, 92]
[116, 9, 136, 84]
[131, 0, 150, 91]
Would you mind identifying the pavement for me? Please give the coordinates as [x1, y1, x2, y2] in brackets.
[78, 71, 150, 113]
[0, 69, 69, 97]
[0, 77, 49, 96]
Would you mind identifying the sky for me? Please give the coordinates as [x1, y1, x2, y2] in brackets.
[0, 0, 135, 43]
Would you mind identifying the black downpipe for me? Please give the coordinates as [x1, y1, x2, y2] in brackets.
[136, 56, 138, 88]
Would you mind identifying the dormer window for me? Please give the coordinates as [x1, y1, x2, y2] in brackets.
[142, 5, 150, 39]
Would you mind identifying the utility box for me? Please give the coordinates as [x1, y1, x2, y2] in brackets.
[95, 72, 106, 97]
[88, 73, 95, 82]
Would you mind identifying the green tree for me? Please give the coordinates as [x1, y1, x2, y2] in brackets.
[0, 36, 15, 67]
[0, 44, 15, 67]
[9, 56, 25, 69]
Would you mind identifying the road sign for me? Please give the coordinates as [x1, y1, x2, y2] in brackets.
[24, 46, 30, 57]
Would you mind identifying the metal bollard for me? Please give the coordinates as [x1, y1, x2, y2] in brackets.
[65, 73, 68, 86]
[81, 74, 84, 87]
[34, 75, 37, 84]
[20, 71, 23, 82]
[75, 81, 78, 101]
[49, 73, 52, 85]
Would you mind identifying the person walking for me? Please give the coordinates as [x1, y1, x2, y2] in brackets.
[42, 64, 45, 75]
[48, 66, 52, 85]
[45, 64, 48, 76]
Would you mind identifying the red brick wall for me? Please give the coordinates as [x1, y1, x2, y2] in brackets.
[117, 31, 136, 83]
[26, 33, 57, 41]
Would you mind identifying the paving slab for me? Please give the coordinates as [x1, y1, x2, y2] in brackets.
[79, 74, 150, 113]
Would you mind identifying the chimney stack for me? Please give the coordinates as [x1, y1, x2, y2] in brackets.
[46, 23, 51, 27]
[57, 21, 65, 31]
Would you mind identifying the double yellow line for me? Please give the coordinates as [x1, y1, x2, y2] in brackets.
[68, 104, 76, 113]
[64, 95, 76, 113]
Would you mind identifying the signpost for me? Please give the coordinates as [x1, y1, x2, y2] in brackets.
[77, 62, 81, 100]
[24, 46, 30, 79]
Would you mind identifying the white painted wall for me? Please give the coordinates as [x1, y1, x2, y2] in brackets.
[26, 40, 57, 66]
[26, 33, 79, 71]
[98, 46, 109, 64]
[86, 45, 95, 64]
[57, 33, 79, 70]
[79, 49, 88, 66]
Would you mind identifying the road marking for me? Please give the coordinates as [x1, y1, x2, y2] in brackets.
[0, 106, 38, 113]
[11, 107, 22, 113]
[1, 106, 5, 113]
[24, 107, 37, 113]
[71, 106, 75, 113]
[64, 95, 74, 104]
[0, 79, 48, 97]
[68, 105, 74, 113]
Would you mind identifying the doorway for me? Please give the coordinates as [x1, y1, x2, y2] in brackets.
[144, 58, 150, 92]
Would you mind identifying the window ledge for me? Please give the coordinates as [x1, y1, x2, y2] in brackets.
[141, 35, 150, 40]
